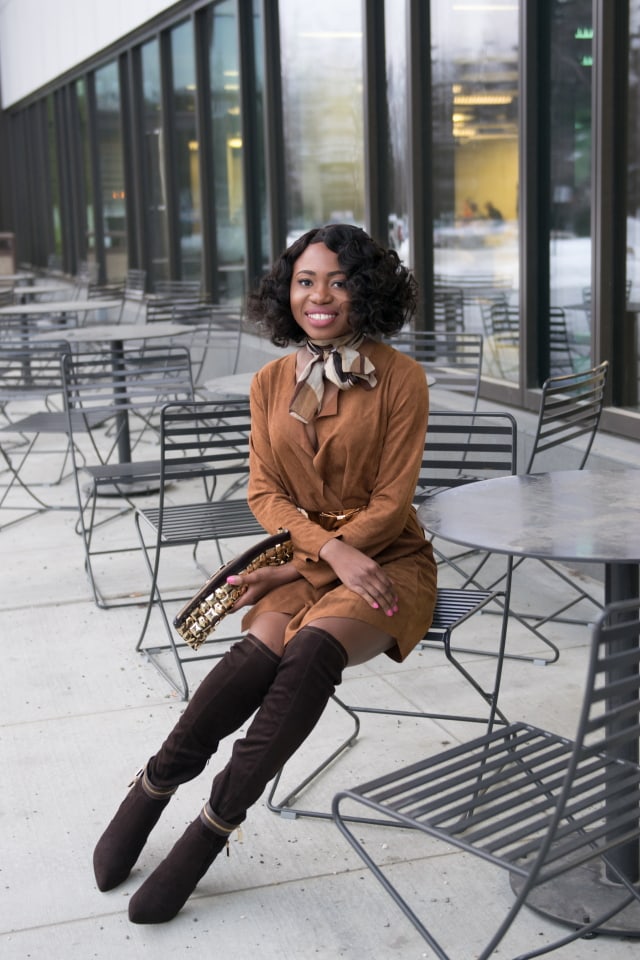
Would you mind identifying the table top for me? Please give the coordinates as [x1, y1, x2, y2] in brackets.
[0, 299, 122, 316]
[32, 321, 194, 344]
[417, 469, 640, 565]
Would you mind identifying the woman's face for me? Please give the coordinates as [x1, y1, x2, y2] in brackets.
[289, 242, 352, 340]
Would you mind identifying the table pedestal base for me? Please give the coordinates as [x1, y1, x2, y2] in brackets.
[511, 860, 640, 936]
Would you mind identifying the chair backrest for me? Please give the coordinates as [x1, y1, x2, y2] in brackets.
[87, 280, 125, 299]
[0, 339, 71, 401]
[156, 399, 252, 498]
[0, 288, 14, 307]
[540, 598, 640, 876]
[414, 409, 517, 502]
[61, 345, 194, 462]
[433, 287, 465, 332]
[154, 279, 202, 298]
[391, 329, 483, 411]
[548, 307, 574, 376]
[526, 359, 608, 473]
[125, 268, 147, 298]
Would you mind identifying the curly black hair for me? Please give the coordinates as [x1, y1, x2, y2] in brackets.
[246, 223, 417, 347]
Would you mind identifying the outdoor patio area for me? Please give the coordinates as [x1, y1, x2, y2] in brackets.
[1, 312, 639, 959]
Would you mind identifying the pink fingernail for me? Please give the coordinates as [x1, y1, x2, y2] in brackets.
[372, 601, 379, 609]
[227, 576, 240, 584]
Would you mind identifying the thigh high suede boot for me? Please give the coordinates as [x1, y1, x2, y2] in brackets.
[93, 634, 280, 892]
[128, 626, 347, 923]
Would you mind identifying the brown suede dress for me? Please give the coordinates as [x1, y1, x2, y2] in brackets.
[241, 338, 437, 661]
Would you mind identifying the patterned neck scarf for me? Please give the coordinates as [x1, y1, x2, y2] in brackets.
[289, 334, 377, 423]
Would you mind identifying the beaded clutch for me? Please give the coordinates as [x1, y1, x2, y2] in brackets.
[173, 530, 293, 650]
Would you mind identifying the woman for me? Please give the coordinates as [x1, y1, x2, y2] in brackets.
[93, 223, 437, 923]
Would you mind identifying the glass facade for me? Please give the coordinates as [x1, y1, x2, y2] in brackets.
[549, 0, 593, 375]
[431, 0, 519, 381]
[94, 60, 128, 280]
[141, 38, 170, 286]
[278, 0, 365, 244]
[628, 0, 640, 411]
[171, 20, 201, 282]
[208, 0, 246, 300]
[1, 0, 639, 437]
[76, 79, 96, 269]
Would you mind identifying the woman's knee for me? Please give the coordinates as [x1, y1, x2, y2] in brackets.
[246, 612, 290, 658]
[307, 617, 395, 667]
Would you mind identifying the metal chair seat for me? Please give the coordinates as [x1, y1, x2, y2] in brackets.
[139, 498, 262, 545]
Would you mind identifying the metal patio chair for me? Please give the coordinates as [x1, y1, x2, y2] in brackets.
[133, 399, 266, 698]
[267, 410, 517, 821]
[390, 329, 483, 411]
[332, 597, 640, 960]
[61, 344, 194, 608]
[474, 360, 610, 650]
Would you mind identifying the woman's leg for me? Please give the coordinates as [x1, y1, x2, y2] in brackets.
[94, 622, 288, 892]
[128, 621, 351, 923]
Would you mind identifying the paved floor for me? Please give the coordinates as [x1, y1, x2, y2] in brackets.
[1, 305, 639, 959]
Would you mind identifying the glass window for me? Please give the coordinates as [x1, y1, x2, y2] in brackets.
[141, 38, 170, 286]
[278, 0, 365, 243]
[94, 60, 128, 280]
[76, 79, 96, 269]
[47, 94, 62, 263]
[431, 0, 519, 382]
[385, 0, 409, 267]
[171, 20, 201, 282]
[549, 0, 593, 377]
[626, 0, 640, 411]
[208, 0, 246, 301]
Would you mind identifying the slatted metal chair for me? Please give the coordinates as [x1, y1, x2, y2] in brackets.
[475, 360, 610, 649]
[390, 330, 483, 411]
[61, 345, 194, 608]
[267, 410, 517, 821]
[332, 597, 640, 960]
[124, 268, 147, 319]
[153, 279, 202, 298]
[0, 340, 80, 527]
[133, 399, 266, 698]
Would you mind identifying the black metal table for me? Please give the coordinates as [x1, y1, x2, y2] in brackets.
[418, 469, 640, 934]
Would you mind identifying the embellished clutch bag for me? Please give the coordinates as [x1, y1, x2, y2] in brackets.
[173, 530, 294, 651]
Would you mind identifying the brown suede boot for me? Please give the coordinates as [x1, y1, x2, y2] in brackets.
[128, 803, 232, 923]
[93, 634, 280, 891]
[126, 626, 347, 922]
[93, 765, 176, 891]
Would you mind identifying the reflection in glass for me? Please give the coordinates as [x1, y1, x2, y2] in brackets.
[76, 79, 96, 268]
[208, 0, 246, 301]
[549, 0, 593, 376]
[95, 60, 128, 280]
[627, 0, 640, 411]
[431, 0, 519, 382]
[141, 38, 170, 286]
[171, 20, 201, 282]
[385, 0, 410, 267]
[47, 94, 62, 262]
[279, 0, 365, 244]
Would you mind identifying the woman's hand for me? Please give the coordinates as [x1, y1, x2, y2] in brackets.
[227, 562, 302, 611]
[319, 538, 399, 617]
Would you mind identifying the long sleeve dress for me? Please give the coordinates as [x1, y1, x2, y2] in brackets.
[241, 338, 437, 661]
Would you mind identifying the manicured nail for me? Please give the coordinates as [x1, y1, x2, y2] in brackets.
[227, 576, 240, 584]
[372, 601, 380, 609]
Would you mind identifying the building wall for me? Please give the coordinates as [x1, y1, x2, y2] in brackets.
[0, 0, 172, 108]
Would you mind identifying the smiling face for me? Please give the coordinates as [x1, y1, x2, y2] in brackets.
[289, 242, 352, 340]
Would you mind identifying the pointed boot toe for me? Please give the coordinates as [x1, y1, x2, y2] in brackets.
[128, 811, 229, 923]
[93, 767, 175, 891]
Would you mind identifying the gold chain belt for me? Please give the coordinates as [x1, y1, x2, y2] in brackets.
[297, 505, 364, 530]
